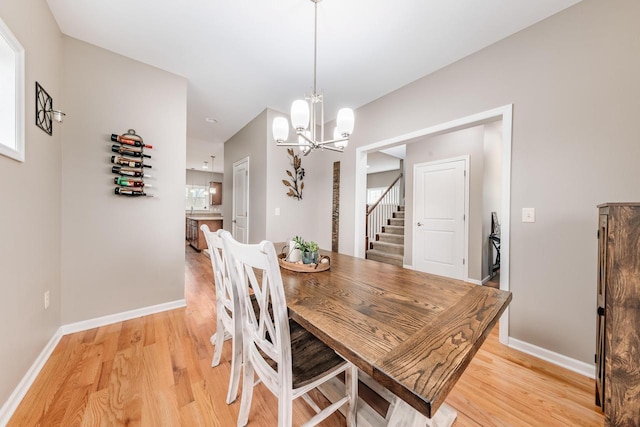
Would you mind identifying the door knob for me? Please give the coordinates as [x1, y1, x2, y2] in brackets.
[417, 222, 423, 226]
[232, 219, 237, 223]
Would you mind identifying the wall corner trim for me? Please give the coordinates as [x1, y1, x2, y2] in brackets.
[508, 337, 595, 379]
[0, 299, 186, 425]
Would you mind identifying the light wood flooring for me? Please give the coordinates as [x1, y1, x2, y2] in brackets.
[8, 246, 604, 426]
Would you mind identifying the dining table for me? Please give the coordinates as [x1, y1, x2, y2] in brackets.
[278, 248, 512, 426]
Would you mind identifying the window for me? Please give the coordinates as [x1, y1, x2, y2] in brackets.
[185, 185, 208, 211]
[367, 187, 385, 204]
[0, 17, 24, 162]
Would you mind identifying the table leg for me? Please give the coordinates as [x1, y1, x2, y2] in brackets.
[386, 398, 457, 427]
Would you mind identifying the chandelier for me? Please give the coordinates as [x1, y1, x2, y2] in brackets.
[272, 0, 354, 155]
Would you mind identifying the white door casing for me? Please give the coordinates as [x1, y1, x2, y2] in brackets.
[413, 157, 468, 280]
[353, 104, 512, 345]
[232, 157, 249, 243]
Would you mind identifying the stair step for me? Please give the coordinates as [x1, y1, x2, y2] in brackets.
[371, 241, 404, 255]
[397, 206, 405, 212]
[377, 233, 404, 244]
[366, 249, 403, 267]
[393, 211, 405, 219]
[382, 225, 404, 235]
[388, 218, 404, 227]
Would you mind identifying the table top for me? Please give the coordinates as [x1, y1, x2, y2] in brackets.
[279, 249, 512, 418]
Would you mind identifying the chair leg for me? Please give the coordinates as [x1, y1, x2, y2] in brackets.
[277, 386, 293, 427]
[211, 319, 226, 367]
[226, 328, 242, 404]
[237, 358, 255, 427]
[345, 364, 358, 426]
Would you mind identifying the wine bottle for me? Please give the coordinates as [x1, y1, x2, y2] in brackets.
[115, 187, 149, 197]
[111, 145, 151, 158]
[111, 134, 153, 149]
[114, 177, 152, 187]
[111, 156, 151, 168]
[111, 166, 151, 178]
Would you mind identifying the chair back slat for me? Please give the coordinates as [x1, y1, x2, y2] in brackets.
[222, 232, 293, 391]
[201, 226, 237, 333]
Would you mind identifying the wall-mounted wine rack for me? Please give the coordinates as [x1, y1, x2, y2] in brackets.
[110, 129, 154, 197]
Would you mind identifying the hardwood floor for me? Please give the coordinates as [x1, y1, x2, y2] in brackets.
[8, 246, 604, 426]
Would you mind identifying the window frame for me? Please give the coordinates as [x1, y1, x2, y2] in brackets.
[0, 17, 25, 162]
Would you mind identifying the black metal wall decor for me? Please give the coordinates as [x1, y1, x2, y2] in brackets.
[35, 82, 53, 135]
[110, 129, 154, 197]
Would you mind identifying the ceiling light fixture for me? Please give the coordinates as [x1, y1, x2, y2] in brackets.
[205, 117, 218, 124]
[202, 161, 208, 169]
[272, 0, 354, 156]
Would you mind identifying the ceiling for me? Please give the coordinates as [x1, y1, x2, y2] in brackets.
[47, 0, 581, 173]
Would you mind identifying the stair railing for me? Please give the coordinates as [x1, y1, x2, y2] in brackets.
[366, 173, 402, 250]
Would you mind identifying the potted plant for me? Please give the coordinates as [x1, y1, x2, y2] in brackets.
[301, 240, 319, 264]
[288, 236, 304, 262]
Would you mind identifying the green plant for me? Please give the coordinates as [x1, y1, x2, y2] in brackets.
[292, 236, 305, 250]
[306, 241, 319, 253]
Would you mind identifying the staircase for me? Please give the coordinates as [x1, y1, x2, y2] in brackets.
[366, 206, 404, 267]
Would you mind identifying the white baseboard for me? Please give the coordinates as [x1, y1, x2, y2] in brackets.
[508, 337, 595, 379]
[0, 299, 186, 425]
[481, 275, 491, 284]
[466, 278, 483, 285]
[60, 299, 186, 335]
[402, 264, 414, 270]
[0, 328, 63, 426]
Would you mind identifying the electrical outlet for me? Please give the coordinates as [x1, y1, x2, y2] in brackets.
[275, 208, 280, 216]
[44, 291, 50, 309]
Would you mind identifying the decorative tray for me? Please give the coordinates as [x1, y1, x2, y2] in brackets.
[277, 253, 330, 273]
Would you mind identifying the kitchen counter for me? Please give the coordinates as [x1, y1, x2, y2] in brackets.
[185, 215, 223, 221]
[185, 216, 223, 251]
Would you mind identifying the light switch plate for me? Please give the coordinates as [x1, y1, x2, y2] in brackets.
[275, 208, 280, 216]
[522, 207, 535, 223]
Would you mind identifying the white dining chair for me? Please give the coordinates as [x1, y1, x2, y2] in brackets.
[200, 225, 242, 404]
[221, 231, 358, 427]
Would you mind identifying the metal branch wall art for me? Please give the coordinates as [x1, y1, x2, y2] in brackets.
[282, 148, 304, 200]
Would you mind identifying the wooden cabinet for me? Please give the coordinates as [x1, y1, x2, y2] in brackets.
[210, 182, 222, 205]
[186, 217, 222, 251]
[595, 203, 640, 425]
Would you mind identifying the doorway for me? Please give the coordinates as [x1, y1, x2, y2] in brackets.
[232, 157, 249, 243]
[354, 104, 512, 344]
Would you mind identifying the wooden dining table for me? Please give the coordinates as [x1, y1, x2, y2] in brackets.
[278, 249, 512, 425]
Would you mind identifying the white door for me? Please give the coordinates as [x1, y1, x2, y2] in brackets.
[413, 158, 467, 280]
[232, 157, 249, 243]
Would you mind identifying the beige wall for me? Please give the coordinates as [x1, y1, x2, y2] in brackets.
[334, 0, 640, 363]
[0, 1, 63, 409]
[367, 169, 401, 190]
[222, 108, 341, 250]
[265, 108, 342, 250]
[223, 109, 268, 243]
[482, 121, 502, 278]
[60, 37, 187, 323]
[405, 126, 485, 281]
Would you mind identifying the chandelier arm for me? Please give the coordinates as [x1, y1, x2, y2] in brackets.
[297, 131, 317, 147]
[318, 145, 345, 153]
[276, 142, 312, 147]
[315, 137, 348, 147]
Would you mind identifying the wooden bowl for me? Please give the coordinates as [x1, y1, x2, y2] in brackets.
[277, 253, 330, 273]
